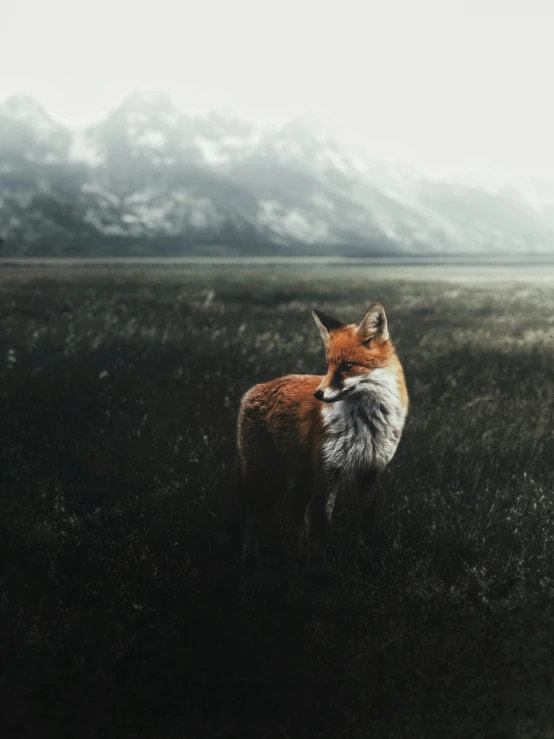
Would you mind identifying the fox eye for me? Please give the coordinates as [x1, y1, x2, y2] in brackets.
[339, 362, 354, 372]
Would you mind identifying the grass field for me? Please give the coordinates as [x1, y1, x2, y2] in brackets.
[2, 265, 554, 738]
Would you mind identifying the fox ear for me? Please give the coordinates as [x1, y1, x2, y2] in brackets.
[357, 302, 389, 343]
[312, 309, 345, 345]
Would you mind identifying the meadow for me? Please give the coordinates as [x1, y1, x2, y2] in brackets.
[2, 264, 554, 738]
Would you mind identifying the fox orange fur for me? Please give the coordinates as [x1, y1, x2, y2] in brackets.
[224, 302, 409, 562]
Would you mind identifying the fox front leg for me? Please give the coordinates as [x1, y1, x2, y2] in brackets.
[289, 467, 313, 557]
[307, 466, 340, 567]
[357, 468, 382, 548]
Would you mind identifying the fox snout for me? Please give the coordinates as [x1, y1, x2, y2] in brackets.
[314, 377, 332, 401]
[314, 382, 343, 403]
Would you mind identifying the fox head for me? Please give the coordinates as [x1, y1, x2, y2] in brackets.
[312, 303, 394, 403]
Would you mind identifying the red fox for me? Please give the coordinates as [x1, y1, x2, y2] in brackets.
[225, 302, 408, 563]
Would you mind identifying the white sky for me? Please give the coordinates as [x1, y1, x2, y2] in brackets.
[2, 0, 554, 179]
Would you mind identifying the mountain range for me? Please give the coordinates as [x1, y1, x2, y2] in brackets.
[1, 91, 554, 256]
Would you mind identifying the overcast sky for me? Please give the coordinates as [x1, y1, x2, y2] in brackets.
[3, 0, 553, 180]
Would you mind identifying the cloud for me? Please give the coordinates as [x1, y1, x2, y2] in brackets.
[2, 0, 554, 178]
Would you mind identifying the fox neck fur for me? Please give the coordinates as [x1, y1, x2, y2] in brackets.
[320, 367, 407, 474]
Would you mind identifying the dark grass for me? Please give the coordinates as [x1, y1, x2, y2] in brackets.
[2, 266, 554, 738]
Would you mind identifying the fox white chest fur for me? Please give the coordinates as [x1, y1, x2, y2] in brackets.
[320, 368, 407, 474]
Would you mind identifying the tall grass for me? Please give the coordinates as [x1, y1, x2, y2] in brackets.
[2, 266, 554, 738]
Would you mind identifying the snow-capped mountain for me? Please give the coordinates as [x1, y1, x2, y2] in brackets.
[1, 92, 554, 256]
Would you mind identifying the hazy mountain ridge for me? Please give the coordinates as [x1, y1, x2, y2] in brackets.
[1, 92, 553, 256]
